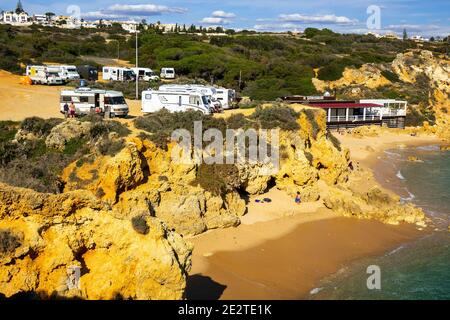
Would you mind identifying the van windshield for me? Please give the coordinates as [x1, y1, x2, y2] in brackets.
[67, 68, 77, 72]
[105, 96, 126, 105]
[166, 70, 174, 74]
[201, 96, 209, 106]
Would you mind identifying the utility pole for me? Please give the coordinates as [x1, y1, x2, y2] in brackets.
[238, 70, 242, 90]
[135, 25, 139, 100]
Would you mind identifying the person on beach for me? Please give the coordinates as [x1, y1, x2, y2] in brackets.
[69, 102, 76, 118]
[63, 102, 69, 119]
[295, 192, 301, 204]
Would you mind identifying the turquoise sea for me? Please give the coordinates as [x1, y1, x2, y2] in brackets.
[310, 145, 450, 300]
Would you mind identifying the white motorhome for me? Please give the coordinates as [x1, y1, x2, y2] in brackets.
[141, 89, 211, 114]
[214, 88, 236, 109]
[26, 65, 65, 85]
[159, 84, 222, 112]
[160, 68, 176, 79]
[131, 68, 159, 81]
[60, 87, 129, 117]
[48, 65, 80, 81]
[102, 67, 136, 82]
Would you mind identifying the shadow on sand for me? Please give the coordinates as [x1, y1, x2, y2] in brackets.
[185, 274, 227, 300]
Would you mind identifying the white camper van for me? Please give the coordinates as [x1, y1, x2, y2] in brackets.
[141, 89, 211, 114]
[131, 68, 159, 81]
[160, 68, 176, 79]
[60, 87, 129, 117]
[102, 67, 136, 82]
[214, 88, 236, 109]
[48, 65, 80, 81]
[159, 84, 222, 112]
[26, 65, 65, 85]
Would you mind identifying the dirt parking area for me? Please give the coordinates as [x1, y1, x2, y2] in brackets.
[0, 70, 142, 122]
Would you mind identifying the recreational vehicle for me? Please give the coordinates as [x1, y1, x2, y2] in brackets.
[160, 68, 176, 79]
[77, 65, 98, 81]
[141, 89, 211, 114]
[159, 84, 223, 112]
[131, 68, 159, 81]
[48, 65, 80, 81]
[102, 67, 136, 82]
[60, 87, 129, 117]
[214, 88, 236, 109]
[26, 65, 65, 85]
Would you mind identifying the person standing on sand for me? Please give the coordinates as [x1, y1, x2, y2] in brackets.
[63, 102, 69, 119]
[69, 102, 76, 118]
[295, 192, 301, 205]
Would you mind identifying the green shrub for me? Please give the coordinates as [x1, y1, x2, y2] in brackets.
[97, 138, 126, 156]
[0, 229, 22, 255]
[381, 70, 401, 83]
[131, 215, 150, 235]
[0, 121, 19, 144]
[191, 163, 240, 196]
[250, 105, 300, 131]
[64, 138, 88, 155]
[20, 117, 62, 137]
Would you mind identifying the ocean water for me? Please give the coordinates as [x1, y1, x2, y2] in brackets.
[310, 145, 450, 300]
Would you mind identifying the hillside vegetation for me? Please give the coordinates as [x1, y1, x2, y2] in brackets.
[1, 24, 448, 101]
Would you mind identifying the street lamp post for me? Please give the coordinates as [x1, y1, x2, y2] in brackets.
[135, 25, 139, 100]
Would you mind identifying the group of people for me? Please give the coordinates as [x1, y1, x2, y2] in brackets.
[63, 102, 76, 118]
[63, 102, 107, 119]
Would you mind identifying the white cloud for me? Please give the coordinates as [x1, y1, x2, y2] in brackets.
[200, 10, 236, 25]
[212, 10, 236, 18]
[385, 24, 440, 32]
[82, 11, 124, 19]
[200, 17, 229, 25]
[106, 4, 187, 15]
[83, 3, 187, 19]
[279, 13, 358, 25]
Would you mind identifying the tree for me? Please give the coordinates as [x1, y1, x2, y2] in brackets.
[15, 0, 24, 14]
[429, 36, 435, 42]
[403, 28, 408, 40]
[45, 12, 55, 21]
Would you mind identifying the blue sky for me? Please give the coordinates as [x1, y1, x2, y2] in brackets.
[2, 0, 449, 36]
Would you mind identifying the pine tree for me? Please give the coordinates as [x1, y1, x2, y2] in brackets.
[15, 0, 24, 14]
[403, 28, 408, 40]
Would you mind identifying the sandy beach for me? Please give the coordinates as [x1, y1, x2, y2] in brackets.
[186, 131, 442, 300]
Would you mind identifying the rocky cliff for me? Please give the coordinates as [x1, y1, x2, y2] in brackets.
[0, 183, 192, 299]
[0, 106, 429, 299]
[313, 49, 450, 140]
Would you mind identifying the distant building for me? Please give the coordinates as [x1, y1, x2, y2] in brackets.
[0, 0, 30, 25]
[120, 21, 139, 33]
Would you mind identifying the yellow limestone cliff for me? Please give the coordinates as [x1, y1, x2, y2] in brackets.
[0, 183, 192, 299]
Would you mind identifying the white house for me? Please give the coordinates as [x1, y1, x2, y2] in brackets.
[1, 11, 29, 25]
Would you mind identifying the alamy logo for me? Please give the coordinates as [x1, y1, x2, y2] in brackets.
[366, 265, 381, 290]
[67, 5, 81, 27]
[171, 121, 280, 175]
[67, 266, 81, 290]
[366, 5, 381, 30]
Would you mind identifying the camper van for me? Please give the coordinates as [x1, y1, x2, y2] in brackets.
[214, 88, 236, 109]
[48, 65, 80, 81]
[60, 87, 129, 117]
[26, 65, 65, 85]
[159, 84, 222, 112]
[160, 68, 176, 79]
[102, 67, 136, 82]
[141, 89, 211, 114]
[131, 68, 159, 81]
[77, 65, 98, 81]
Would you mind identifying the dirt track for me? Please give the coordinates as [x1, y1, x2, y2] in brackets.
[0, 70, 141, 121]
